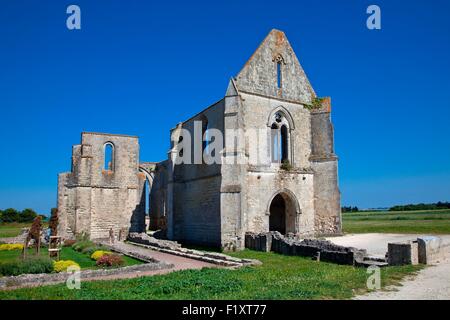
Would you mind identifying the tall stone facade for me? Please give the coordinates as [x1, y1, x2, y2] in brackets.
[57, 132, 148, 239]
[57, 29, 341, 249]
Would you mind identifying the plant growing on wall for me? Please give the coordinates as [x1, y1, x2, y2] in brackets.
[280, 159, 293, 171]
[305, 97, 325, 110]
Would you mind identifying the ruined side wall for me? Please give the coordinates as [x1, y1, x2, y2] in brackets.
[168, 101, 225, 247]
[173, 176, 222, 246]
[310, 110, 341, 235]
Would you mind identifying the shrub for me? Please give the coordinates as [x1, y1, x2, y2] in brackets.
[63, 239, 76, 247]
[72, 240, 95, 252]
[0, 243, 24, 251]
[96, 254, 124, 268]
[91, 250, 112, 261]
[82, 245, 107, 256]
[0, 256, 54, 276]
[53, 260, 80, 273]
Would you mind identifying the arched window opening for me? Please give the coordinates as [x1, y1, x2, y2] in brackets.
[104, 143, 114, 171]
[144, 179, 150, 216]
[178, 136, 184, 157]
[281, 125, 288, 162]
[269, 109, 293, 165]
[271, 123, 280, 163]
[277, 61, 282, 89]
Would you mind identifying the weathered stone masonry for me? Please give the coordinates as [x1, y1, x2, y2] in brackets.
[57, 29, 342, 249]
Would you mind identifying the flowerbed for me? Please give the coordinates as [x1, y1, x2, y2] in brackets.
[91, 250, 112, 261]
[0, 244, 24, 251]
[96, 254, 124, 267]
[53, 260, 80, 273]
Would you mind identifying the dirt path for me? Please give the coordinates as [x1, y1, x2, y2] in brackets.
[355, 254, 450, 300]
[326, 233, 450, 300]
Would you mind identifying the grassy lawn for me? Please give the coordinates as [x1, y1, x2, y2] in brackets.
[343, 209, 450, 234]
[0, 250, 421, 300]
[0, 223, 35, 238]
[0, 247, 143, 271]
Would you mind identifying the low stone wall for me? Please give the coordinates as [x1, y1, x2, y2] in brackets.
[128, 232, 182, 250]
[245, 232, 367, 266]
[0, 261, 173, 290]
[245, 233, 272, 252]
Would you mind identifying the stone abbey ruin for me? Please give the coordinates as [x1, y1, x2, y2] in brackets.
[57, 29, 342, 250]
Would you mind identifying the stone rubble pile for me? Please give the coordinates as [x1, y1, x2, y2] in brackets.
[246, 232, 368, 266]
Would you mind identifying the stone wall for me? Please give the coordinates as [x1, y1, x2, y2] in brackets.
[310, 108, 342, 236]
[164, 100, 225, 247]
[388, 241, 419, 266]
[56, 29, 341, 250]
[57, 132, 144, 240]
[245, 232, 366, 266]
[235, 29, 315, 104]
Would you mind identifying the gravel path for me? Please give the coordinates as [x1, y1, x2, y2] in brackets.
[355, 253, 450, 300]
[326, 233, 450, 300]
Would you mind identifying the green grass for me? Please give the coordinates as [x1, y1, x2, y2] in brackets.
[0, 222, 50, 238]
[0, 223, 30, 238]
[343, 209, 450, 234]
[0, 247, 143, 271]
[0, 250, 421, 300]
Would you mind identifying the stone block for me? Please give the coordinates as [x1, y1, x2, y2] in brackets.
[417, 236, 443, 265]
[244, 232, 272, 252]
[388, 241, 419, 266]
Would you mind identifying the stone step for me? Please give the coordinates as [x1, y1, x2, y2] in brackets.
[363, 255, 387, 263]
[355, 259, 389, 268]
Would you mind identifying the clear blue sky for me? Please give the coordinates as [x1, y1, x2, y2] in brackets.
[1, 0, 449, 213]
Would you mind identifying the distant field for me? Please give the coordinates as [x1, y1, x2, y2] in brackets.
[342, 209, 450, 234]
[0, 223, 30, 238]
[0, 222, 49, 238]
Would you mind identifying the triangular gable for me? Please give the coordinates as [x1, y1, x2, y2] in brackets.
[235, 29, 315, 104]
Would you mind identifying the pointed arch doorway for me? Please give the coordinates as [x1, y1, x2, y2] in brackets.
[268, 190, 300, 235]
